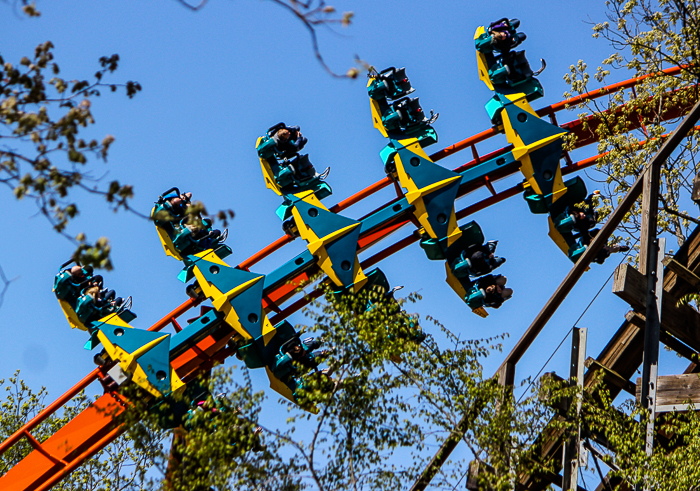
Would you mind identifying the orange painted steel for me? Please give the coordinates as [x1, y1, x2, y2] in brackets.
[238, 235, 293, 270]
[148, 297, 199, 332]
[2, 69, 695, 491]
[0, 369, 101, 459]
[0, 299, 201, 491]
[0, 392, 128, 491]
[537, 65, 685, 117]
[329, 177, 393, 213]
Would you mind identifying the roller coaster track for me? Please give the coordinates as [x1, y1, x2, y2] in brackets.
[0, 65, 695, 491]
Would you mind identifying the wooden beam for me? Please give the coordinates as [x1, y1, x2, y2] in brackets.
[627, 311, 700, 363]
[585, 358, 636, 396]
[662, 258, 700, 290]
[613, 263, 700, 352]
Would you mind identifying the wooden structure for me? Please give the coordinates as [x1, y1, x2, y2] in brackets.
[514, 224, 700, 491]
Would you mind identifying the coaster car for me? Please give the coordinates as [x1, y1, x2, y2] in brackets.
[152, 187, 230, 262]
[367, 66, 414, 101]
[475, 18, 544, 101]
[235, 319, 332, 407]
[367, 67, 438, 157]
[54, 260, 185, 400]
[53, 260, 134, 335]
[257, 123, 332, 218]
[332, 267, 399, 312]
[524, 176, 601, 262]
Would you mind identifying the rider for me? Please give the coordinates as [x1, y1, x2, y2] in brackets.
[75, 276, 124, 325]
[153, 190, 225, 255]
[53, 264, 94, 304]
[553, 191, 600, 235]
[269, 124, 324, 182]
[450, 240, 506, 278]
[579, 229, 631, 264]
[466, 274, 513, 310]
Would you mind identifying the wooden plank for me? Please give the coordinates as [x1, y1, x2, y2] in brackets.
[636, 373, 700, 408]
[613, 263, 700, 351]
[590, 316, 644, 389]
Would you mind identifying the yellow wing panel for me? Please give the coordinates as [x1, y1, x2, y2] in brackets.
[58, 299, 87, 331]
[474, 26, 495, 91]
[444, 263, 468, 301]
[547, 216, 572, 256]
[370, 97, 389, 138]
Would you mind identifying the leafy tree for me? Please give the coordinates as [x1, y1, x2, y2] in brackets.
[7, 290, 698, 491]
[563, 0, 700, 251]
[0, 371, 161, 491]
[0, 289, 562, 491]
[1, 0, 356, 273]
[0, 39, 141, 269]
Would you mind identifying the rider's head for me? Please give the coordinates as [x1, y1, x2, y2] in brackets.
[277, 128, 291, 141]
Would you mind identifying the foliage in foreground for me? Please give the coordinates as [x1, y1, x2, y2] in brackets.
[5, 290, 700, 490]
[0, 290, 558, 491]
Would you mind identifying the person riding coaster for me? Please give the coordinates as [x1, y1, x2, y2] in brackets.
[419, 220, 507, 280]
[54, 260, 129, 326]
[257, 123, 330, 195]
[153, 187, 229, 258]
[53, 260, 95, 305]
[449, 240, 506, 279]
[75, 275, 127, 326]
[466, 274, 513, 311]
[549, 190, 630, 263]
[270, 330, 333, 404]
[552, 191, 600, 236]
[475, 18, 545, 89]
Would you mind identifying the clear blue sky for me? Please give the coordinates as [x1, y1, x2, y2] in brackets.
[1, 0, 690, 479]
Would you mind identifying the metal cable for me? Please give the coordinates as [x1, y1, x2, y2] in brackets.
[516, 240, 639, 403]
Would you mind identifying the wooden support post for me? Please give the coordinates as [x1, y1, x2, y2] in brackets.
[641, 236, 664, 445]
[638, 145, 663, 456]
[562, 328, 587, 490]
[638, 170, 655, 275]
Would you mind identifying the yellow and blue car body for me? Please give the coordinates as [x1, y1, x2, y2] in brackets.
[54, 263, 185, 399]
[257, 132, 375, 296]
[474, 19, 596, 263]
[368, 67, 500, 315]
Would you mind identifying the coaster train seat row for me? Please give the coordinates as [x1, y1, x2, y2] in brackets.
[474, 18, 629, 263]
[50, 16, 630, 429]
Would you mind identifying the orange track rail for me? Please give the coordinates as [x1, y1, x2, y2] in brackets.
[0, 66, 693, 490]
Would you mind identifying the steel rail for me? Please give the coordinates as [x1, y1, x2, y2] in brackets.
[1, 67, 692, 489]
[0, 299, 199, 458]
